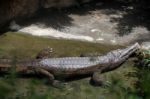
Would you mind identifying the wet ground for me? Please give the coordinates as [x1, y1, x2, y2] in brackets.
[11, 1, 150, 46]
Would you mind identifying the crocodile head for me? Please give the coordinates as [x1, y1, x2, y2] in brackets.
[118, 42, 141, 60]
[101, 43, 141, 72]
[101, 43, 141, 64]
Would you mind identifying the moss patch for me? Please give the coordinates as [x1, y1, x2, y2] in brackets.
[0, 32, 122, 59]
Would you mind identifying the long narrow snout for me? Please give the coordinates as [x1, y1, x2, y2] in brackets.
[99, 43, 141, 73]
[119, 42, 141, 59]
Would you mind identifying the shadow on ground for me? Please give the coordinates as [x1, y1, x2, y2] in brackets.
[15, 1, 127, 30]
[110, 7, 150, 36]
[3, 0, 150, 44]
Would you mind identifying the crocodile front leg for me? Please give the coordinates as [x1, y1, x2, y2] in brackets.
[90, 71, 104, 86]
[34, 68, 62, 88]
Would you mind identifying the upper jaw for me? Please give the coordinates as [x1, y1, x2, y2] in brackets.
[119, 42, 141, 59]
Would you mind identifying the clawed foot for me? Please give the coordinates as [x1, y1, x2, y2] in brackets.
[90, 78, 103, 86]
[101, 81, 111, 88]
[90, 79, 111, 88]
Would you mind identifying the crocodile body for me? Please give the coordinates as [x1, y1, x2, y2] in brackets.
[0, 43, 140, 87]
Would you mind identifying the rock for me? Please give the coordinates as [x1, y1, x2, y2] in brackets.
[0, 0, 94, 32]
[110, 39, 117, 44]
[127, 6, 134, 10]
[42, 0, 93, 9]
[96, 38, 104, 41]
[95, 2, 103, 7]
[91, 29, 101, 33]
[0, 0, 40, 32]
[9, 20, 21, 31]
[81, 0, 91, 3]
[42, 0, 79, 8]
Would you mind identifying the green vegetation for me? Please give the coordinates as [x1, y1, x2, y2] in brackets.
[137, 68, 150, 99]
[0, 32, 140, 99]
[134, 49, 150, 99]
